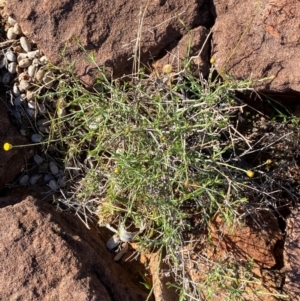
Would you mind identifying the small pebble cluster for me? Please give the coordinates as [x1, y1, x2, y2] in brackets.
[3, 16, 66, 192]
[18, 155, 66, 191]
[3, 16, 56, 141]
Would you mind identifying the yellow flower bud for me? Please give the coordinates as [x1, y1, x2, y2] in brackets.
[3, 142, 13, 151]
[266, 159, 272, 165]
[210, 57, 215, 64]
[246, 170, 254, 178]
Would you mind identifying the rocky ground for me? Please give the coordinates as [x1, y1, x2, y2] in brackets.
[0, 0, 300, 300]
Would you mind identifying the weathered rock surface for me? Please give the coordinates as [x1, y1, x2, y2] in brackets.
[284, 206, 300, 300]
[6, 0, 211, 86]
[212, 0, 300, 93]
[0, 195, 148, 301]
[209, 212, 282, 270]
[126, 245, 178, 301]
[153, 26, 210, 77]
[0, 100, 33, 191]
[148, 251, 178, 301]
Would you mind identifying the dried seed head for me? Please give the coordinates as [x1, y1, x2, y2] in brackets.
[162, 64, 172, 74]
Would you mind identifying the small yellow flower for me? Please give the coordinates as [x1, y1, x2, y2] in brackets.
[114, 167, 119, 174]
[162, 64, 172, 74]
[210, 57, 215, 65]
[246, 170, 254, 178]
[3, 142, 13, 151]
[266, 159, 272, 165]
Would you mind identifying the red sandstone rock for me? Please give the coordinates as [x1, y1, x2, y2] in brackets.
[134, 247, 178, 301]
[209, 212, 282, 269]
[0, 101, 33, 191]
[0, 195, 148, 301]
[148, 251, 178, 301]
[6, 0, 211, 86]
[212, 0, 300, 93]
[153, 26, 210, 77]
